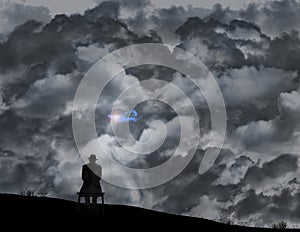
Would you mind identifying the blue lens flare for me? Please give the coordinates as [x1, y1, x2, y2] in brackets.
[108, 109, 142, 123]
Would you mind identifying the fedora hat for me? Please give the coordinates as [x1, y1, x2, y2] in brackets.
[88, 154, 97, 161]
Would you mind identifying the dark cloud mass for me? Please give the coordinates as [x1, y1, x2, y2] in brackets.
[0, 2, 51, 35]
[1, 0, 300, 227]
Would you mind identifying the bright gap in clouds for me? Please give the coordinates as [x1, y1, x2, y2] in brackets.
[111, 113, 121, 122]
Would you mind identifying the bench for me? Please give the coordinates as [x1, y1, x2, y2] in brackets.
[77, 192, 105, 215]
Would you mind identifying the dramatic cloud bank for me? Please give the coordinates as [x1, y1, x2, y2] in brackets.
[1, 0, 300, 227]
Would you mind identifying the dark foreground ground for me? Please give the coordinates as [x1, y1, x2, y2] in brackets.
[0, 194, 296, 230]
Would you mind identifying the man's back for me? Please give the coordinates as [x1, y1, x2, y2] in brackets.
[80, 163, 102, 193]
[86, 163, 102, 178]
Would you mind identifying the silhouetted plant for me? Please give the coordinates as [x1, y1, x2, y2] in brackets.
[18, 189, 48, 197]
[18, 188, 36, 197]
[37, 192, 48, 197]
[290, 224, 300, 229]
[271, 221, 288, 229]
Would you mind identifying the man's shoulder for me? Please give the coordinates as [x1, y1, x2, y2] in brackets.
[86, 163, 102, 168]
[95, 163, 102, 168]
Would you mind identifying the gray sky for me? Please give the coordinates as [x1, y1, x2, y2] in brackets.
[1, 0, 268, 15]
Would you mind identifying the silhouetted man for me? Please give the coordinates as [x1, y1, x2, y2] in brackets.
[80, 154, 102, 205]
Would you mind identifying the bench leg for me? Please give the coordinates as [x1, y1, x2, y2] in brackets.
[77, 196, 81, 214]
[101, 195, 105, 216]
